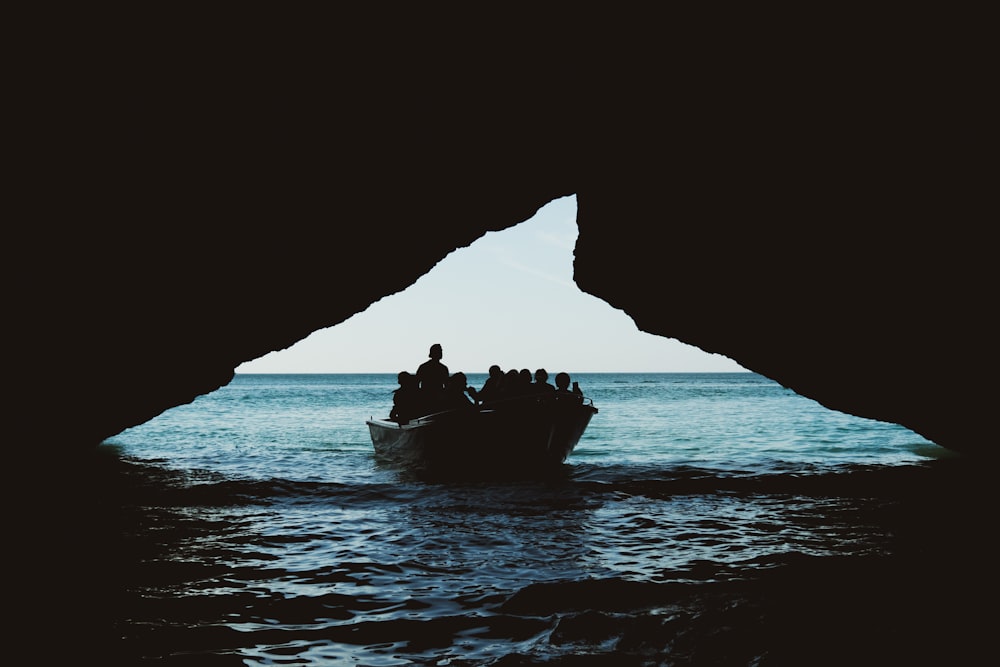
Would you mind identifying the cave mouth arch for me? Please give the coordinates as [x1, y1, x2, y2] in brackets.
[106, 192, 946, 471]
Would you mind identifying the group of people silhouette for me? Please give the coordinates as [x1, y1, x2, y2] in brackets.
[389, 344, 585, 424]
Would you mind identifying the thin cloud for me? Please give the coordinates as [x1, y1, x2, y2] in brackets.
[535, 227, 577, 252]
[498, 256, 576, 288]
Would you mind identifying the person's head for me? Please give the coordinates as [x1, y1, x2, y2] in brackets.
[555, 372, 571, 390]
[534, 368, 549, 383]
[397, 370, 411, 385]
[488, 364, 502, 378]
[519, 369, 532, 383]
[428, 343, 443, 360]
[450, 371, 467, 389]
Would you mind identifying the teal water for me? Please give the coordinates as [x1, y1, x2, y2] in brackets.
[108, 373, 941, 480]
[83, 373, 982, 665]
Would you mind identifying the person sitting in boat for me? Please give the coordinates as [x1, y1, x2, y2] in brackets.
[468, 364, 504, 405]
[443, 372, 476, 410]
[554, 372, 584, 404]
[519, 368, 534, 390]
[389, 371, 420, 423]
[491, 368, 539, 409]
[531, 368, 556, 395]
[416, 343, 449, 409]
[499, 368, 527, 399]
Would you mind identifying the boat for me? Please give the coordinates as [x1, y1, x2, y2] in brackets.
[366, 394, 598, 474]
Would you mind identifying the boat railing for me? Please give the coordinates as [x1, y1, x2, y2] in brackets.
[406, 393, 595, 425]
[479, 393, 596, 411]
[409, 409, 464, 425]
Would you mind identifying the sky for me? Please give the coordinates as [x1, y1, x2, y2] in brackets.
[236, 195, 748, 374]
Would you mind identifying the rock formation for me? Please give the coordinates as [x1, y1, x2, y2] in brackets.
[18, 25, 994, 462]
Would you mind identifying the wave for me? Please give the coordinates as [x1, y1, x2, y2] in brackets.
[95, 454, 983, 514]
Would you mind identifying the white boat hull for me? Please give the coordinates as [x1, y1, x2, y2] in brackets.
[367, 398, 598, 473]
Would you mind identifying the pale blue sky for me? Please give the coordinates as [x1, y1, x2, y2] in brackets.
[236, 195, 748, 374]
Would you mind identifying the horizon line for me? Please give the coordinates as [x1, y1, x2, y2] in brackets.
[234, 370, 757, 375]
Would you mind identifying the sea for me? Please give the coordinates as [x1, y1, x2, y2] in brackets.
[67, 372, 993, 665]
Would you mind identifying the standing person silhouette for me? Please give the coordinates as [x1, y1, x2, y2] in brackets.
[416, 343, 449, 411]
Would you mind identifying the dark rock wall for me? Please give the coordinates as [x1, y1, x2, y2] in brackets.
[18, 19, 995, 460]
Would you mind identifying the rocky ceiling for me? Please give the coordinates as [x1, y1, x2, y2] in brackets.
[21, 29, 994, 463]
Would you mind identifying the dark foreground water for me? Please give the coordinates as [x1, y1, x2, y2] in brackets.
[38, 374, 996, 665]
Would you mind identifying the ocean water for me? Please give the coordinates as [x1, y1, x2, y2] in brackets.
[75, 373, 991, 665]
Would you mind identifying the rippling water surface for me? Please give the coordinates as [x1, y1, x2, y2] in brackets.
[71, 373, 990, 665]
